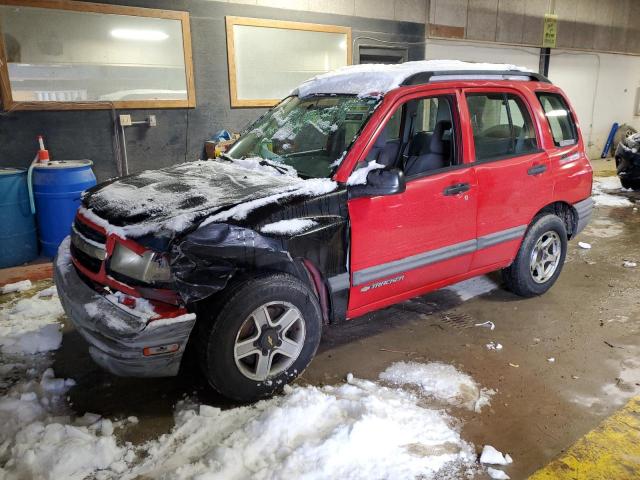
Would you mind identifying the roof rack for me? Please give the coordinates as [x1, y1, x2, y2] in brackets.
[401, 70, 551, 86]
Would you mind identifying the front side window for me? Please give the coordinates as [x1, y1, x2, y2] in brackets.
[228, 95, 379, 178]
[357, 95, 458, 178]
[467, 93, 538, 162]
[537, 93, 578, 147]
[403, 96, 457, 176]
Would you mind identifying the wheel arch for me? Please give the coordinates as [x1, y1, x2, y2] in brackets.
[532, 201, 577, 239]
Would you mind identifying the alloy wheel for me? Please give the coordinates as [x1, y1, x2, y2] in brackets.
[529, 231, 562, 284]
[233, 301, 306, 381]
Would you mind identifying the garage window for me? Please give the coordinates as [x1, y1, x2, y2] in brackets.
[226, 17, 351, 108]
[0, 0, 195, 111]
[466, 93, 538, 162]
[537, 93, 578, 147]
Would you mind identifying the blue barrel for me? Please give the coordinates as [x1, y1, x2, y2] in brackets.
[0, 168, 38, 268]
[33, 160, 97, 257]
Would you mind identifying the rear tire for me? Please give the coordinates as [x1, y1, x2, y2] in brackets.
[196, 273, 322, 402]
[502, 215, 567, 297]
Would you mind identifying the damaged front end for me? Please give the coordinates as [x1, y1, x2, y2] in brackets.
[56, 223, 196, 377]
[57, 184, 351, 378]
[171, 223, 297, 304]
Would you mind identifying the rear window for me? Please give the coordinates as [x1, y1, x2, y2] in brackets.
[466, 93, 538, 162]
[537, 93, 578, 147]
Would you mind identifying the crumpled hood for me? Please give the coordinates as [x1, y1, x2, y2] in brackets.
[81, 160, 336, 240]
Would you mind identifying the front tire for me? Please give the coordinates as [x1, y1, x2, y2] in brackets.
[502, 214, 568, 297]
[196, 273, 322, 402]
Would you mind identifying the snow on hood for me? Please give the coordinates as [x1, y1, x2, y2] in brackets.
[294, 60, 533, 97]
[81, 160, 336, 239]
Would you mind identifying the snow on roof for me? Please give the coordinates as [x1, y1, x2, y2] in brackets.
[294, 59, 533, 97]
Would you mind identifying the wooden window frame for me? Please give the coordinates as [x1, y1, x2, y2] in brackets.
[225, 16, 352, 108]
[0, 0, 196, 111]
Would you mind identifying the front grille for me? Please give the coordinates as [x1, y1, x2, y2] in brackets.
[74, 218, 107, 244]
[71, 217, 106, 274]
[70, 242, 102, 273]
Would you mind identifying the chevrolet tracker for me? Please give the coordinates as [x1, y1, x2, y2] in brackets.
[55, 60, 593, 402]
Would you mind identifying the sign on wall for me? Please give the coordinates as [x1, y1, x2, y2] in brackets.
[542, 13, 558, 49]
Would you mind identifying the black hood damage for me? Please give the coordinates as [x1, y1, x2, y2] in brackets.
[82, 160, 303, 239]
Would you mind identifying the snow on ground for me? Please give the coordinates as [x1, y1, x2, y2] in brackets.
[1, 280, 33, 295]
[0, 286, 134, 480]
[445, 276, 500, 301]
[260, 218, 318, 235]
[128, 377, 478, 479]
[0, 368, 132, 480]
[0, 291, 64, 355]
[592, 177, 633, 207]
[480, 445, 513, 465]
[294, 60, 531, 98]
[379, 361, 494, 413]
[1, 284, 506, 479]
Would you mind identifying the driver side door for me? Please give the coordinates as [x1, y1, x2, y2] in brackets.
[346, 89, 478, 318]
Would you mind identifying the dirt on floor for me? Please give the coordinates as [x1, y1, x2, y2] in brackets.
[51, 183, 640, 479]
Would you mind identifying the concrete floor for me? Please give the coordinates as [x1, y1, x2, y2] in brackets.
[53, 179, 639, 479]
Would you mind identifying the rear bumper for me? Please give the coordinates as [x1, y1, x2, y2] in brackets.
[54, 237, 196, 377]
[573, 197, 594, 236]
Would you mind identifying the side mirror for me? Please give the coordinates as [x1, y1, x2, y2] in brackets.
[348, 168, 406, 199]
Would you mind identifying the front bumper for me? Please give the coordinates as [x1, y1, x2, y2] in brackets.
[54, 237, 197, 377]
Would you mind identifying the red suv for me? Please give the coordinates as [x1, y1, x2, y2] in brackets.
[55, 62, 593, 402]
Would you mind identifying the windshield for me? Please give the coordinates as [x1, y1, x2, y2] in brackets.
[227, 95, 380, 178]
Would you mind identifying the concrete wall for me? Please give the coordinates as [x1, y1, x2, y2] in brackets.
[428, 0, 640, 55]
[549, 51, 640, 157]
[0, 0, 425, 181]
[214, 0, 429, 24]
[425, 38, 640, 158]
[425, 38, 539, 71]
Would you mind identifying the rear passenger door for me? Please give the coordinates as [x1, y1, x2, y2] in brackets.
[463, 89, 553, 270]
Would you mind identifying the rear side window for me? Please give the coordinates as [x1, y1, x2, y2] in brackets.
[466, 93, 538, 162]
[537, 93, 577, 147]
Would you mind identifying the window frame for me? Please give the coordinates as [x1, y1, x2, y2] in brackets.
[462, 88, 544, 165]
[0, 0, 196, 111]
[225, 16, 352, 108]
[402, 94, 462, 181]
[535, 92, 578, 148]
[355, 89, 464, 182]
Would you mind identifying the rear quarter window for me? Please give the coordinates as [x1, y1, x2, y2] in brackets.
[536, 93, 578, 147]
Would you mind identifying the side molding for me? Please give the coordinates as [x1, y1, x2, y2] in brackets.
[353, 225, 527, 287]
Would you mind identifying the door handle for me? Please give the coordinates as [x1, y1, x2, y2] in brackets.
[443, 182, 471, 196]
[527, 164, 547, 176]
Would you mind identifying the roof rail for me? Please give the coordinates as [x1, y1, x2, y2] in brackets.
[400, 70, 551, 86]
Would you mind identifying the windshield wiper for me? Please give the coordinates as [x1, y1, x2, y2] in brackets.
[221, 153, 294, 176]
[257, 158, 293, 175]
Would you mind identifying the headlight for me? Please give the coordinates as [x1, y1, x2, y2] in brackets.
[108, 243, 171, 285]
